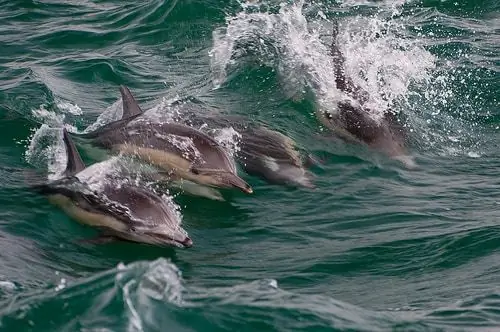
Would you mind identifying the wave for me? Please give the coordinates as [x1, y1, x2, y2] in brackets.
[2, 258, 500, 331]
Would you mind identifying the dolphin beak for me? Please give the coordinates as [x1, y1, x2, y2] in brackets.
[170, 230, 193, 248]
[192, 168, 253, 194]
[181, 237, 193, 248]
[223, 173, 253, 194]
[149, 228, 193, 248]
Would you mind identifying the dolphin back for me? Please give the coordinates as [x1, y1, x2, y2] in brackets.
[72, 85, 144, 141]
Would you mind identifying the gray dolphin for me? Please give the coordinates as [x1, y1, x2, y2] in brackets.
[173, 110, 316, 188]
[34, 128, 193, 248]
[316, 20, 414, 167]
[75, 86, 253, 194]
[236, 126, 315, 188]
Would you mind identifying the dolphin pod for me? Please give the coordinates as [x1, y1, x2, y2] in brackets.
[28, 19, 415, 249]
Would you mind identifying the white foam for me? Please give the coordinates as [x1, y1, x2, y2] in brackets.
[54, 277, 67, 292]
[211, 127, 242, 156]
[0, 280, 16, 291]
[392, 154, 418, 169]
[83, 98, 123, 133]
[57, 101, 83, 115]
[467, 151, 481, 158]
[209, 0, 477, 158]
[210, 1, 434, 124]
[25, 124, 67, 181]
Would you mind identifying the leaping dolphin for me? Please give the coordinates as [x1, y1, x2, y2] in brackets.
[316, 20, 414, 168]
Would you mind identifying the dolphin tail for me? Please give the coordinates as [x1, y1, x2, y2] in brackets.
[119, 85, 143, 120]
[62, 128, 86, 176]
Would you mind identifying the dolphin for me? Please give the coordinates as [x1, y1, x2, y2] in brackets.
[34, 128, 193, 248]
[74, 86, 253, 195]
[316, 20, 414, 168]
[172, 109, 316, 188]
[236, 126, 315, 188]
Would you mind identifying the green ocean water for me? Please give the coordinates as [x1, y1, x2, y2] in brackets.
[0, 0, 499, 330]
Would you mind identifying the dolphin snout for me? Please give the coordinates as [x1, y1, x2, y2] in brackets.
[222, 173, 253, 194]
[181, 237, 193, 248]
[194, 168, 253, 194]
[148, 227, 193, 248]
[169, 229, 193, 248]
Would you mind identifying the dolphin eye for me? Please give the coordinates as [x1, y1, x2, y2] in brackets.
[191, 168, 200, 175]
[324, 112, 333, 119]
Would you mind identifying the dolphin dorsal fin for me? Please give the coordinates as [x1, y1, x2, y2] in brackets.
[119, 85, 143, 120]
[62, 128, 86, 176]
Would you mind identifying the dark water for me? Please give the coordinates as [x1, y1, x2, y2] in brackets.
[0, 0, 499, 331]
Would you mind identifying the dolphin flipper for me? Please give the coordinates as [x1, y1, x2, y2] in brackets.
[76, 234, 119, 245]
[62, 129, 86, 176]
[120, 85, 143, 119]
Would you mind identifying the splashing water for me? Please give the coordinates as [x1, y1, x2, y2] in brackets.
[209, 0, 482, 156]
[210, 1, 435, 119]
[338, 16, 436, 119]
[25, 124, 66, 181]
[56, 100, 83, 116]
[83, 98, 123, 133]
[26, 101, 86, 180]
[211, 127, 242, 157]
[210, 0, 338, 99]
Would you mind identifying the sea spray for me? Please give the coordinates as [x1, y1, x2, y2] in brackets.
[209, 0, 481, 156]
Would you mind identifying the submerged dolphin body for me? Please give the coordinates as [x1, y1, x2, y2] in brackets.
[175, 110, 316, 188]
[35, 129, 192, 248]
[316, 21, 415, 168]
[236, 126, 315, 188]
[74, 86, 253, 195]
